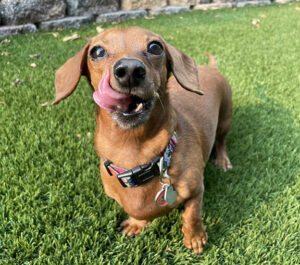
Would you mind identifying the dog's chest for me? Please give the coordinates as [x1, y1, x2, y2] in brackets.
[100, 165, 175, 219]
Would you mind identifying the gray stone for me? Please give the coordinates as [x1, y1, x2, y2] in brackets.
[149, 5, 190, 16]
[39, 16, 93, 30]
[169, 0, 197, 6]
[121, 0, 167, 10]
[0, 0, 66, 25]
[213, 0, 233, 2]
[236, 0, 271, 7]
[66, 0, 119, 16]
[274, 0, 294, 3]
[193, 2, 233, 10]
[96, 10, 147, 23]
[0, 24, 37, 38]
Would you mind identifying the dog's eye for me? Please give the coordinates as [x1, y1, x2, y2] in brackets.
[147, 42, 163, 56]
[90, 46, 106, 60]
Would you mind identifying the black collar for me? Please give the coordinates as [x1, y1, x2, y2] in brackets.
[103, 132, 177, 188]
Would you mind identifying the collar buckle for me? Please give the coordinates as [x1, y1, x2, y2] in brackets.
[105, 132, 177, 188]
[117, 156, 161, 187]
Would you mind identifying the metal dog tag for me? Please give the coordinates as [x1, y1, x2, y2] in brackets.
[155, 185, 168, 207]
[164, 185, 178, 206]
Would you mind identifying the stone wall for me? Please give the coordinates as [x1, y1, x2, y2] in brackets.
[0, 0, 296, 38]
[0, 0, 66, 25]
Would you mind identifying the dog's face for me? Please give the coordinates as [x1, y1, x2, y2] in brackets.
[88, 27, 168, 129]
[53, 27, 203, 129]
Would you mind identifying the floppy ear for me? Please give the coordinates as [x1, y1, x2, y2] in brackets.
[164, 42, 203, 95]
[52, 43, 90, 105]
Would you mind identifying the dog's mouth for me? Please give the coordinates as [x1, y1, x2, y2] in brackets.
[93, 71, 155, 127]
[116, 95, 153, 117]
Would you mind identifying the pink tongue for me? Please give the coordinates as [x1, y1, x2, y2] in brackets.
[93, 70, 131, 111]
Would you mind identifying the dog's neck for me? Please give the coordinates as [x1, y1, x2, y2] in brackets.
[95, 92, 177, 168]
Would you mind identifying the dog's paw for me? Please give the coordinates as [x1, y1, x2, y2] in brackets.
[215, 155, 232, 171]
[183, 229, 207, 255]
[119, 217, 150, 237]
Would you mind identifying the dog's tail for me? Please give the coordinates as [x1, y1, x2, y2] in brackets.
[205, 53, 218, 69]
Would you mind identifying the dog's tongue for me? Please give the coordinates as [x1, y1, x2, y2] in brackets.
[93, 71, 131, 111]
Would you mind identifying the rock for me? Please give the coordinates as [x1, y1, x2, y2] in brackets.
[0, 24, 37, 38]
[65, 0, 119, 16]
[0, 0, 66, 25]
[213, 0, 233, 2]
[236, 0, 271, 7]
[121, 0, 167, 10]
[39, 16, 93, 30]
[149, 6, 190, 16]
[96, 10, 147, 23]
[274, 0, 293, 3]
[169, 0, 197, 7]
[193, 3, 233, 10]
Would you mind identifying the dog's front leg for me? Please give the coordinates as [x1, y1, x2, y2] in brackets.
[120, 217, 151, 237]
[182, 183, 207, 255]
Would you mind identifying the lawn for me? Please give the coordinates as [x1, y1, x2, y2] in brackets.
[0, 3, 299, 264]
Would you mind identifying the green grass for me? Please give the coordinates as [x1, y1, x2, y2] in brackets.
[0, 3, 299, 264]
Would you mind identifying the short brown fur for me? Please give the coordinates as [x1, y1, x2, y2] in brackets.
[53, 27, 232, 254]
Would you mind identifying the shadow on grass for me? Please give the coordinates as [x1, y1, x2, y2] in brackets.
[203, 95, 298, 247]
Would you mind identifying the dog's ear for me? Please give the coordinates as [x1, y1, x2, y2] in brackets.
[164, 42, 203, 95]
[52, 43, 90, 105]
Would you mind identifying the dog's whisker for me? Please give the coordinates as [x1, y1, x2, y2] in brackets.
[155, 91, 165, 113]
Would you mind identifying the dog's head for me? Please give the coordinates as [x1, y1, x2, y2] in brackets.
[53, 27, 203, 129]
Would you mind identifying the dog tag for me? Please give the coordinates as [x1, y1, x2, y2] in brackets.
[164, 185, 178, 206]
[155, 185, 168, 207]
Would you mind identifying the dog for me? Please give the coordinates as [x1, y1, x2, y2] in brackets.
[53, 27, 232, 254]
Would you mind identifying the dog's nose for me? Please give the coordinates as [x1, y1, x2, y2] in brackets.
[113, 59, 146, 87]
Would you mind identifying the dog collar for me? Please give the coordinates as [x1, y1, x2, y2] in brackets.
[103, 132, 177, 188]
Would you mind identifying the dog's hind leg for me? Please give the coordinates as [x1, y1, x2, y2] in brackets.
[214, 84, 232, 171]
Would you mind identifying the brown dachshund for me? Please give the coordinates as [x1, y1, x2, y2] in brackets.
[53, 27, 232, 254]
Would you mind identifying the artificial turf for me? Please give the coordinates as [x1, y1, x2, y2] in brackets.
[0, 2, 299, 264]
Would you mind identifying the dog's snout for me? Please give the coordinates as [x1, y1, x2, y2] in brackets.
[113, 59, 146, 87]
